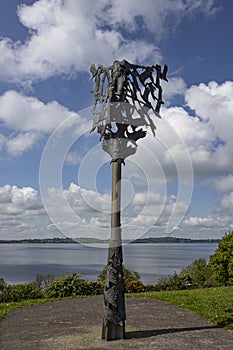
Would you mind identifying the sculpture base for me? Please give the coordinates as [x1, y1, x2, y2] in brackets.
[101, 319, 125, 341]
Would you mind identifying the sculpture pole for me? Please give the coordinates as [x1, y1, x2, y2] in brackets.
[90, 59, 168, 341]
[101, 158, 126, 340]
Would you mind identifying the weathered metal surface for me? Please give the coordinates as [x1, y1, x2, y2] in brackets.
[90, 59, 168, 340]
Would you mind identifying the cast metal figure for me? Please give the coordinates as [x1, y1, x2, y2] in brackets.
[90, 59, 168, 341]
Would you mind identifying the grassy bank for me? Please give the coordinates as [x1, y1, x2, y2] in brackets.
[131, 286, 233, 329]
[1, 287, 232, 330]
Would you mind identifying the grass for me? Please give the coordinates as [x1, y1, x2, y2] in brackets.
[130, 286, 233, 330]
[1, 287, 232, 330]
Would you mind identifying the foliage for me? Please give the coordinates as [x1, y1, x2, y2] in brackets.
[131, 286, 233, 330]
[44, 273, 103, 298]
[125, 280, 145, 293]
[33, 274, 55, 292]
[0, 278, 11, 302]
[155, 272, 190, 291]
[9, 283, 43, 302]
[179, 258, 217, 288]
[0, 279, 43, 303]
[98, 265, 140, 285]
[210, 231, 233, 286]
[154, 258, 219, 291]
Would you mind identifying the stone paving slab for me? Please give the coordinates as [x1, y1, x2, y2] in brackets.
[1, 297, 233, 349]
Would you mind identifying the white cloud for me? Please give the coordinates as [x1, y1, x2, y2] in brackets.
[96, 0, 219, 37]
[162, 77, 186, 104]
[0, 0, 220, 83]
[0, 184, 46, 239]
[0, 181, 228, 241]
[171, 214, 233, 239]
[11, 185, 41, 209]
[132, 192, 162, 206]
[0, 185, 12, 203]
[65, 151, 82, 165]
[183, 216, 217, 227]
[182, 215, 233, 230]
[6, 132, 40, 156]
[41, 179, 192, 240]
[159, 80, 233, 178]
[0, 90, 78, 132]
[214, 175, 233, 193]
[0, 90, 86, 156]
[220, 192, 233, 210]
[185, 81, 233, 143]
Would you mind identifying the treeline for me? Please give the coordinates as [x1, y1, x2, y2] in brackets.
[0, 237, 76, 244]
[134, 237, 219, 243]
[0, 236, 219, 244]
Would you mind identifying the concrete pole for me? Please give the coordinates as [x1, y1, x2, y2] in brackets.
[101, 158, 126, 340]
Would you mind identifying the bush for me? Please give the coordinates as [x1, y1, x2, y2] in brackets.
[0, 278, 12, 302]
[179, 258, 217, 288]
[154, 258, 218, 291]
[144, 284, 158, 292]
[9, 283, 44, 302]
[44, 273, 103, 298]
[33, 274, 55, 292]
[0, 279, 43, 302]
[210, 231, 233, 286]
[155, 272, 189, 291]
[125, 280, 145, 293]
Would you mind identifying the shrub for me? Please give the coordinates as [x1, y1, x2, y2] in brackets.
[9, 283, 44, 302]
[33, 274, 55, 292]
[144, 284, 158, 292]
[44, 273, 103, 298]
[125, 280, 145, 293]
[154, 258, 218, 291]
[0, 278, 12, 302]
[179, 258, 217, 288]
[155, 272, 188, 291]
[0, 279, 43, 302]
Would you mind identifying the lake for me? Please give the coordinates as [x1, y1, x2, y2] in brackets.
[0, 243, 218, 285]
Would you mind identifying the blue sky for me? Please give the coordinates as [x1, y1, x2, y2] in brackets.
[0, 0, 233, 241]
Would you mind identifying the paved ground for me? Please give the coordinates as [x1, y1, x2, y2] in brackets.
[0, 297, 233, 350]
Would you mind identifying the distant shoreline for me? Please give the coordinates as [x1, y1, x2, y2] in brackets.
[0, 237, 220, 244]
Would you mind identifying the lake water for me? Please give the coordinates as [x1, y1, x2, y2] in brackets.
[0, 243, 218, 285]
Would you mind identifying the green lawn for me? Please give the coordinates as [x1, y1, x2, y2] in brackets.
[131, 286, 233, 329]
[1, 287, 232, 330]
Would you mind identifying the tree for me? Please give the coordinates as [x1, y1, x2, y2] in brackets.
[210, 231, 233, 286]
[179, 258, 215, 288]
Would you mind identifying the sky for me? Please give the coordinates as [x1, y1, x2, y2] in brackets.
[0, 0, 233, 242]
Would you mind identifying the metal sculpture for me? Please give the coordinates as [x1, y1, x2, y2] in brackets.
[90, 59, 168, 340]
